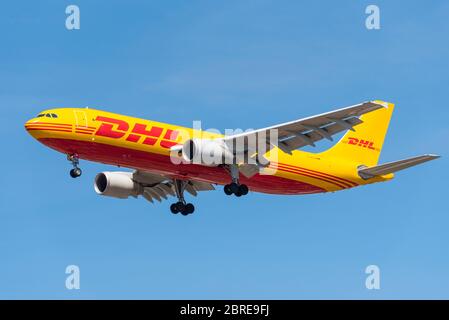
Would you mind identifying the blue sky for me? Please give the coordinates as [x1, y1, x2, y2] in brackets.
[0, 0, 448, 299]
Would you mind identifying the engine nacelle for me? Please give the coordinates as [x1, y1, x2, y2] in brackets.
[94, 172, 141, 199]
[181, 138, 234, 166]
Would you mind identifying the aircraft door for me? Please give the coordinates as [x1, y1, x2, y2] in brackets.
[74, 110, 88, 128]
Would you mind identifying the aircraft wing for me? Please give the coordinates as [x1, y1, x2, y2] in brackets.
[223, 100, 387, 155]
[132, 170, 215, 203]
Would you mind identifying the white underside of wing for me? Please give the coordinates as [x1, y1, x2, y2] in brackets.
[132, 170, 215, 204]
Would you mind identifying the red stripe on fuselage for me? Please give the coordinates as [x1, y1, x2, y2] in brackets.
[37, 138, 326, 195]
[26, 127, 73, 133]
[26, 124, 73, 131]
[271, 161, 357, 187]
[75, 128, 95, 133]
[27, 122, 72, 127]
[273, 163, 355, 188]
[272, 164, 348, 189]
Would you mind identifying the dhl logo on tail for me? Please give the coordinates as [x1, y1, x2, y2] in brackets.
[347, 137, 376, 150]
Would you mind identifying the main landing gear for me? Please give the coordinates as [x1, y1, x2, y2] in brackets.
[67, 154, 82, 178]
[223, 165, 249, 197]
[170, 179, 195, 216]
[224, 182, 248, 197]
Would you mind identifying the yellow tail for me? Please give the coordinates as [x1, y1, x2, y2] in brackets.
[319, 100, 395, 167]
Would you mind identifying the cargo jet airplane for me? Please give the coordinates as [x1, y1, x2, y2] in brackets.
[25, 100, 439, 215]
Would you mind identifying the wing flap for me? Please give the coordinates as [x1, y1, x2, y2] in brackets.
[189, 180, 216, 191]
[223, 101, 386, 155]
[132, 170, 215, 204]
[278, 117, 363, 153]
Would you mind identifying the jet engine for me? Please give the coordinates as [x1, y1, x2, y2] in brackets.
[181, 138, 234, 166]
[94, 172, 141, 199]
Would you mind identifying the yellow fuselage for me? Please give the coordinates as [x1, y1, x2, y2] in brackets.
[25, 108, 391, 195]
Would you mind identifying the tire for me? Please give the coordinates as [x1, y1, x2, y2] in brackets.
[70, 168, 82, 178]
[229, 182, 239, 194]
[175, 201, 185, 212]
[170, 203, 179, 214]
[224, 184, 233, 195]
[184, 203, 195, 214]
[239, 184, 249, 195]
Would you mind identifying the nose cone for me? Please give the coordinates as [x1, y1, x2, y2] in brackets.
[25, 118, 37, 126]
[25, 111, 73, 139]
[24, 118, 40, 138]
[24, 113, 58, 137]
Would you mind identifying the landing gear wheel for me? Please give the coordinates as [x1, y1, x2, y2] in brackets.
[68, 154, 82, 179]
[224, 184, 233, 195]
[184, 203, 195, 215]
[175, 202, 194, 216]
[70, 168, 82, 178]
[174, 201, 185, 213]
[229, 182, 239, 194]
[171, 180, 196, 216]
[170, 203, 179, 214]
[224, 183, 249, 196]
[238, 184, 249, 195]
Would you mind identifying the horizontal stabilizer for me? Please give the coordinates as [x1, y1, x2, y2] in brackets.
[358, 154, 440, 179]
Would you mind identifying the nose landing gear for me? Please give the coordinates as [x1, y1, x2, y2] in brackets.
[223, 164, 249, 197]
[67, 154, 82, 178]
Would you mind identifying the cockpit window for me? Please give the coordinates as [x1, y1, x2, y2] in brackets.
[37, 112, 58, 118]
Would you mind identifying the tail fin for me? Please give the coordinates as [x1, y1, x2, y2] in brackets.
[319, 100, 394, 167]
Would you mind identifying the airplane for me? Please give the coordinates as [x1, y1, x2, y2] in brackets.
[24, 100, 439, 216]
